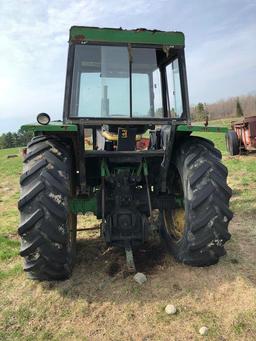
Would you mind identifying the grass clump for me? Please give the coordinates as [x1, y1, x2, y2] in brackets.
[0, 236, 19, 261]
[0, 263, 23, 280]
[233, 310, 256, 337]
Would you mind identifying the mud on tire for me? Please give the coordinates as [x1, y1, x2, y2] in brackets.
[18, 135, 77, 280]
[160, 136, 233, 266]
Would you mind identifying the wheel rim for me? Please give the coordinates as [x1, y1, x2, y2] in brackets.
[163, 207, 185, 241]
[163, 166, 185, 242]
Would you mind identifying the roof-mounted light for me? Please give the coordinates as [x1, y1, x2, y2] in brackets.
[37, 113, 51, 125]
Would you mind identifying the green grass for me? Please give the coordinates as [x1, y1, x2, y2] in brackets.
[0, 148, 22, 281]
[233, 310, 256, 336]
[192, 130, 256, 215]
[194, 131, 227, 153]
[0, 148, 23, 178]
[0, 236, 19, 261]
[0, 264, 23, 280]
[193, 310, 222, 338]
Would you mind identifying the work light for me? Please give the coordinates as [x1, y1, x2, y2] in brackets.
[36, 113, 51, 125]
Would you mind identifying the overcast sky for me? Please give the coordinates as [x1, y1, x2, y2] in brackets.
[0, 0, 255, 133]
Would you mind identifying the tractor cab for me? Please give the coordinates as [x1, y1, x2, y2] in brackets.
[64, 26, 189, 155]
[66, 27, 188, 121]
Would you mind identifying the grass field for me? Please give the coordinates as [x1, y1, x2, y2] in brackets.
[0, 119, 256, 340]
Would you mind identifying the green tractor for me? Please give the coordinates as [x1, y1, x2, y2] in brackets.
[18, 26, 232, 280]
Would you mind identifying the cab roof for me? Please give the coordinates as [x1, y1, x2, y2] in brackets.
[69, 26, 185, 47]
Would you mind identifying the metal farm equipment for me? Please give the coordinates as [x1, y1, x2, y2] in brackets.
[226, 116, 256, 155]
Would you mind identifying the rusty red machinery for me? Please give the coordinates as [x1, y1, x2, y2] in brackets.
[226, 115, 256, 155]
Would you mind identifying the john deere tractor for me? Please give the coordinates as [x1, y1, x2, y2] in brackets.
[18, 26, 232, 280]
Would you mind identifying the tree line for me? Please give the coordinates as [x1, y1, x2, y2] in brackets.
[191, 93, 256, 121]
[0, 129, 33, 149]
[1, 93, 255, 148]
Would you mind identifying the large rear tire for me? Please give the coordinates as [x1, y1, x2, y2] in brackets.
[160, 136, 232, 266]
[18, 136, 77, 280]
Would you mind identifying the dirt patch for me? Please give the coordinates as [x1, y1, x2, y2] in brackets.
[75, 236, 166, 279]
[104, 242, 166, 278]
[133, 242, 167, 274]
[106, 261, 121, 277]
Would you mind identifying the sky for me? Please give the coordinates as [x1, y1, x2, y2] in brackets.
[0, 0, 255, 133]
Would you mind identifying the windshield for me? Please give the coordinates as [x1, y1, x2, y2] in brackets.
[70, 44, 183, 118]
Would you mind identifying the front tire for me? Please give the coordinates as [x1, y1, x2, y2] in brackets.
[18, 136, 77, 280]
[160, 136, 232, 266]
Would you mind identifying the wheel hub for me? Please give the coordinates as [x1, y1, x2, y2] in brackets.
[163, 208, 185, 241]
